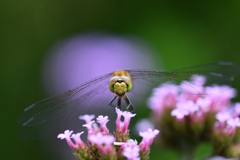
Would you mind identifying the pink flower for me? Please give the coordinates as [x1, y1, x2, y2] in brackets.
[226, 117, 240, 135]
[171, 100, 200, 120]
[115, 108, 136, 133]
[115, 107, 123, 129]
[82, 120, 95, 135]
[227, 117, 240, 127]
[196, 97, 211, 112]
[71, 132, 85, 148]
[179, 75, 205, 101]
[96, 115, 109, 135]
[191, 75, 206, 86]
[148, 83, 178, 115]
[176, 100, 199, 115]
[114, 139, 140, 160]
[216, 111, 232, 122]
[233, 103, 240, 117]
[139, 129, 160, 153]
[121, 111, 136, 133]
[57, 130, 78, 149]
[79, 114, 95, 124]
[89, 132, 115, 154]
[171, 107, 189, 120]
[205, 85, 236, 112]
[58, 130, 87, 150]
[123, 144, 140, 160]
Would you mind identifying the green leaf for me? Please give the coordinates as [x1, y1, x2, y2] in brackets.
[193, 142, 213, 160]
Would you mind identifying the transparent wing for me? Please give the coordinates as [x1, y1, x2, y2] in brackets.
[18, 62, 240, 140]
[18, 73, 116, 140]
[128, 61, 240, 95]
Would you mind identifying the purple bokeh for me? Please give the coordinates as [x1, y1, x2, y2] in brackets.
[42, 32, 160, 96]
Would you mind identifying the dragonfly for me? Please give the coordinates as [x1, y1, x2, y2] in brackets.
[18, 61, 240, 140]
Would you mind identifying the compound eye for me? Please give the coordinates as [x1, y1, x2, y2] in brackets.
[109, 83, 114, 92]
[109, 76, 119, 92]
[126, 82, 132, 92]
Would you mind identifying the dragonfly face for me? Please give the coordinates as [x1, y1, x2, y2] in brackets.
[109, 70, 134, 111]
[18, 62, 240, 140]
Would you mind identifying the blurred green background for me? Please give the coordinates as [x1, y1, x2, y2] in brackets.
[1, 1, 240, 160]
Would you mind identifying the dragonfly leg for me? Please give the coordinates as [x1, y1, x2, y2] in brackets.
[109, 95, 118, 107]
[124, 94, 135, 112]
[117, 96, 122, 110]
[109, 95, 122, 110]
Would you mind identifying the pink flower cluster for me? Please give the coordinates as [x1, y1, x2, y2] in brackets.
[214, 105, 240, 136]
[58, 108, 159, 160]
[149, 75, 236, 121]
[147, 74, 240, 158]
